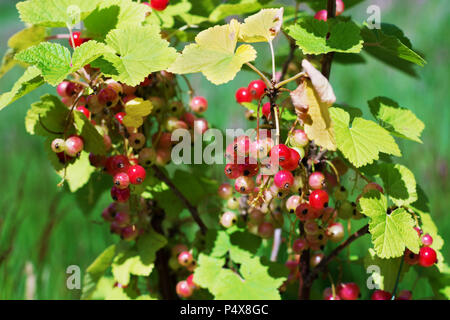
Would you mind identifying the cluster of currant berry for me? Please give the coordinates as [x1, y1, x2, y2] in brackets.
[314, 0, 345, 22]
[169, 245, 198, 298]
[51, 28, 211, 243]
[405, 228, 437, 268]
[101, 202, 141, 241]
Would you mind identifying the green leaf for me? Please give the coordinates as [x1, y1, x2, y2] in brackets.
[168, 20, 257, 85]
[329, 107, 401, 168]
[194, 253, 287, 300]
[361, 24, 425, 77]
[17, 0, 102, 27]
[368, 97, 425, 143]
[0, 26, 48, 78]
[0, 66, 44, 111]
[73, 171, 110, 215]
[84, 0, 150, 40]
[359, 191, 420, 258]
[112, 230, 167, 286]
[73, 111, 106, 155]
[378, 163, 417, 207]
[100, 26, 178, 86]
[364, 248, 405, 292]
[204, 230, 231, 258]
[81, 245, 117, 300]
[286, 17, 363, 55]
[61, 151, 96, 192]
[209, 0, 262, 23]
[25, 94, 68, 138]
[16, 41, 111, 85]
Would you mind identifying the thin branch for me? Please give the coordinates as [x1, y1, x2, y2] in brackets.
[275, 71, 306, 89]
[305, 224, 369, 285]
[245, 62, 272, 89]
[268, 41, 277, 82]
[280, 31, 297, 81]
[391, 258, 405, 300]
[151, 166, 207, 235]
[321, 0, 337, 79]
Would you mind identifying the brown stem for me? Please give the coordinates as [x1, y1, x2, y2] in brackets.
[321, 0, 337, 79]
[305, 224, 369, 286]
[151, 166, 207, 235]
[151, 205, 179, 300]
[298, 222, 311, 300]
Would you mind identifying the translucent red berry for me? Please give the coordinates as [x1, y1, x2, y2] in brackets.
[127, 165, 146, 185]
[190, 96, 208, 113]
[121, 224, 139, 241]
[418, 246, 437, 267]
[336, 0, 345, 16]
[224, 163, 243, 179]
[178, 251, 193, 267]
[220, 211, 237, 228]
[274, 170, 294, 190]
[76, 106, 90, 118]
[150, 0, 169, 11]
[421, 233, 433, 246]
[247, 80, 266, 100]
[65, 135, 84, 157]
[235, 87, 252, 104]
[309, 189, 329, 209]
[106, 155, 130, 176]
[111, 186, 130, 203]
[114, 212, 131, 227]
[309, 171, 325, 190]
[314, 10, 328, 21]
[176, 280, 193, 298]
[234, 176, 255, 194]
[218, 183, 233, 199]
[337, 283, 360, 300]
[113, 172, 130, 190]
[371, 290, 391, 300]
[270, 144, 291, 168]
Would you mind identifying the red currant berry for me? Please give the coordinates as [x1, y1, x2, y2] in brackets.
[404, 249, 420, 265]
[396, 290, 412, 300]
[69, 31, 87, 48]
[186, 274, 197, 290]
[235, 87, 252, 104]
[291, 129, 308, 148]
[51, 138, 66, 153]
[150, 0, 169, 11]
[113, 172, 130, 190]
[176, 280, 193, 298]
[106, 155, 130, 175]
[129, 133, 146, 150]
[114, 212, 131, 227]
[76, 106, 90, 118]
[138, 148, 157, 167]
[224, 163, 243, 179]
[235, 176, 255, 194]
[327, 222, 345, 243]
[281, 148, 300, 171]
[309, 171, 325, 190]
[262, 102, 271, 120]
[336, 0, 345, 16]
[121, 224, 139, 241]
[286, 195, 301, 214]
[181, 112, 196, 128]
[193, 118, 209, 135]
[292, 238, 308, 253]
[295, 203, 315, 221]
[314, 10, 328, 21]
[309, 189, 329, 209]
[274, 170, 294, 190]
[178, 251, 193, 267]
[218, 183, 233, 199]
[310, 253, 324, 267]
[98, 87, 119, 107]
[258, 222, 274, 239]
[337, 282, 360, 300]
[101, 203, 117, 222]
[371, 290, 391, 300]
[270, 144, 291, 168]
[241, 160, 259, 177]
[111, 186, 130, 202]
[57, 81, 70, 97]
[127, 165, 146, 185]
[65, 135, 84, 157]
[247, 80, 266, 100]
[86, 94, 105, 114]
[419, 246, 437, 267]
[421, 233, 433, 246]
[220, 211, 237, 228]
[190, 96, 208, 113]
[323, 287, 341, 300]
[90, 153, 107, 168]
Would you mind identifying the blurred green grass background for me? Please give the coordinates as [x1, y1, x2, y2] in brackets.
[0, 0, 448, 299]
